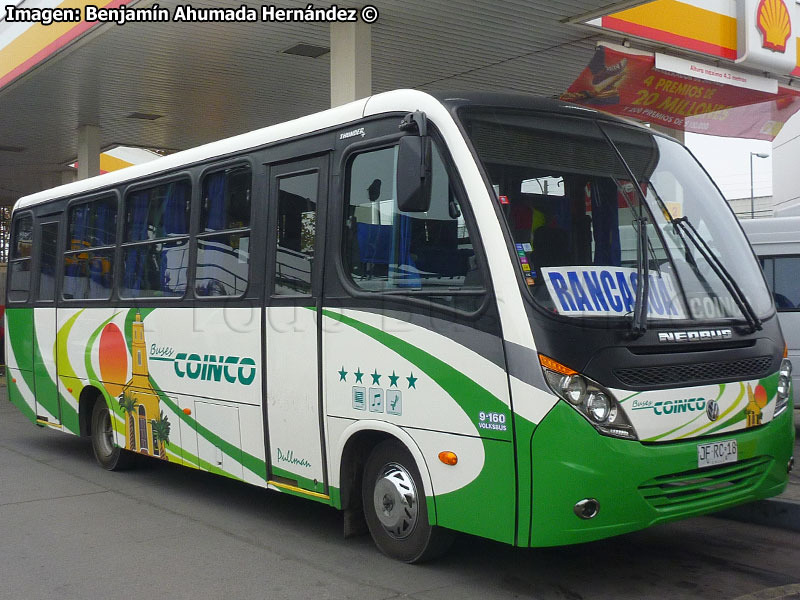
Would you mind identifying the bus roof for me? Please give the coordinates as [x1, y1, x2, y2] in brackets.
[13, 89, 619, 211]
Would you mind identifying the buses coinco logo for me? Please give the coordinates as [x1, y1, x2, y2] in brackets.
[756, 0, 792, 53]
[173, 353, 257, 385]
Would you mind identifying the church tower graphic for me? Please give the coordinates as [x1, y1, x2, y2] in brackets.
[745, 383, 768, 428]
[119, 312, 171, 459]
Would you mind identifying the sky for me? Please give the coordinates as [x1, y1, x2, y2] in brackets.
[685, 133, 773, 201]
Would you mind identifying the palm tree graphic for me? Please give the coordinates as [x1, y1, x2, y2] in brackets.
[150, 411, 171, 460]
[118, 392, 138, 451]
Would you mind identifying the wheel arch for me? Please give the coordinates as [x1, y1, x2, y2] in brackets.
[78, 384, 107, 437]
[331, 420, 437, 524]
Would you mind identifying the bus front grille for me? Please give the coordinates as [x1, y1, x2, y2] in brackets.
[614, 356, 773, 387]
[638, 456, 772, 511]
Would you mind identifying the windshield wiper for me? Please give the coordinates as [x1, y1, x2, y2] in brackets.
[596, 123, 649, 338]
[639, 171, 760, 331]
[632, 214, 650, 336]
[671, 216, 761, 332]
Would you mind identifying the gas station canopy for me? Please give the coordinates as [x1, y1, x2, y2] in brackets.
[2, 0, 799, 206]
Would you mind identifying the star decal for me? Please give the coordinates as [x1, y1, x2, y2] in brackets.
[388, 370, 399, 387]
[371, 369, 381, 385]
[354, 368, 364, 384]
[407, 372, 418, 389]
[338, 366, 348, 382]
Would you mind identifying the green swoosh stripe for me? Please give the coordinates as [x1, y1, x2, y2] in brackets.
[320, 309, 510, 438]
[56, 310, 85, 403]
[676, 383, 743, 440]
[32, 313, 80, 432]
[7, 373, 36, 424]
[706, 409, 747, 435]
[6, 309, 35, 386]
[318, 308, 517, 543]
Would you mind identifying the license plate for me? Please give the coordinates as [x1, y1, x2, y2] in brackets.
[697, 439, 738, 468]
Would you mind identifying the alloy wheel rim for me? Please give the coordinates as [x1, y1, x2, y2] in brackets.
[98, 409, 114, 457]
[372, 462, 418, 540]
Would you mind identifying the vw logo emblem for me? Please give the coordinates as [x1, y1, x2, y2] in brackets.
[706, 399, 720, 422]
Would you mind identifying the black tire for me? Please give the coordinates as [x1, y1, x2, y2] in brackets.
[362, 440, 453, 563]
[91, 399, 135, 471]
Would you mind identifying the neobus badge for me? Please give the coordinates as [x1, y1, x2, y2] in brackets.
[658, 329, 733, 343]
[542, 266, 687, 320]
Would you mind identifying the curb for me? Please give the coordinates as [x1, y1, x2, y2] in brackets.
[715, 497, 800, 532]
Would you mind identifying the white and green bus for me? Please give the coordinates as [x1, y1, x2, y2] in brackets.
[5, 90, 795, 562]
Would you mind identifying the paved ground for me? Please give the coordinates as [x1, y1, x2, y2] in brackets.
[2, 392, 800, 600]
[718, 412, 800, 532]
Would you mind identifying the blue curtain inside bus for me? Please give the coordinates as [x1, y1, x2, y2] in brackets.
[591, 179, 621, 267]
[205, 173, 226, 231]
[161, 183, 189, 293]
[197, 173, 226, 295]
[64, 205, 89, 297]
[124, 191, 149, 294]
[391, 214, 419, 287]
[88, 201, 112, 289]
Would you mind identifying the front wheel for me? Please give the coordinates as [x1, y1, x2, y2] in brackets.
[91, 399, 134, 471]
[362, 440, 453, 562]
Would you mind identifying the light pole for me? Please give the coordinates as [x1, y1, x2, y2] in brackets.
[750, 152, 769, 219]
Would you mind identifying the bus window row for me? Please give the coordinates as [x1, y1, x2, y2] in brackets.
[9, 165, 252, 303]
[8, 138, 486, 310]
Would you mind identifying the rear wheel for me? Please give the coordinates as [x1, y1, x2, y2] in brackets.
[362, 440, 453, 562]
[91, 400, 134, 471]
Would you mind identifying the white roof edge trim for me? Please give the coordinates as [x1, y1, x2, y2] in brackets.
[16, 90, 432, 210]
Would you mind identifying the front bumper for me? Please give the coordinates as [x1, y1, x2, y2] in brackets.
[526, 399, 795, 547]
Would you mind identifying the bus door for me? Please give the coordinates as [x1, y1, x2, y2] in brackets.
[32, 218, 62, 427]
[264, 155, 329, 495]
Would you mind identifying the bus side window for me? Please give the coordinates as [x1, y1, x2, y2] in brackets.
[120, 181, 191, 298]
[63, 197, 117, 300]
[8, 214, 33, 303]
[343, 142, 484, 308]
[274, 171, 318, 296]
[36, 222, 59, 302]
[195, 166, 252, 297]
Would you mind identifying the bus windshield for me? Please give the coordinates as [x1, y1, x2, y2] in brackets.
[459, 109, 773, 325]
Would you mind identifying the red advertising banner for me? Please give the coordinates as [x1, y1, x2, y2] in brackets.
[562, 46, 800, 140]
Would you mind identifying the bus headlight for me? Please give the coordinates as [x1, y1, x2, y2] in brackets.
[539, 354, 638, 440]
[561, 375, 587, 405]
[586, 392, 612, 423]
[775, 358, 792, 418]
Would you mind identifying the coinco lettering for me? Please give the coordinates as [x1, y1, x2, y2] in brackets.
[173, 353, 257, 385]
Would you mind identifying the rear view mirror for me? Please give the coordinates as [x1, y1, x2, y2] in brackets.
[396, 116, 432, 213]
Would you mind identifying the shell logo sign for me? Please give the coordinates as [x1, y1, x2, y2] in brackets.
[757, 0, 792, 53]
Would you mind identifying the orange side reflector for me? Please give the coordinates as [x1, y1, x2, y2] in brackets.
[11, 378, 16, 384]
[538, 354, 577, 376]
[784, 344, 789, 358]
[183, 408, 192, 415]
[438, 451, 458, 466]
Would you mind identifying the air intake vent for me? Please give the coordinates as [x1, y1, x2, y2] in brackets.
[638, 456, 771, 512]
[614, 356, 773, 387]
